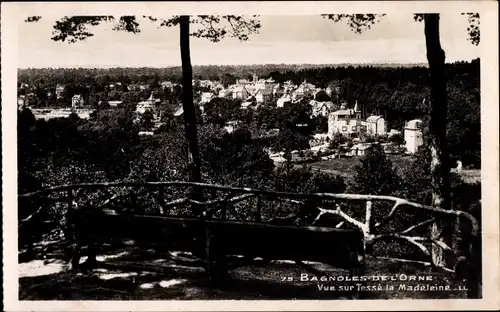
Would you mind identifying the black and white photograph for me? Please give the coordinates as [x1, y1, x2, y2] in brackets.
[2, 1, 499, 311]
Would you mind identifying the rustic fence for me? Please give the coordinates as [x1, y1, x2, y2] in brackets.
[18, 181, 481, 298]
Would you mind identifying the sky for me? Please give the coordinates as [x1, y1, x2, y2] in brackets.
[18, 14, 480, 68]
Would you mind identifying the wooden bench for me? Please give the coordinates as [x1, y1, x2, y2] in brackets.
[69, 209, 366, 281]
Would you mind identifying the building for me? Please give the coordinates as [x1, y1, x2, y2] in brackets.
[136, 101, 155, 114]
[253, 78, 277, 104]
[173, 106, 184, 117]
[31, 108, 95, 120]
[17, 95, 26, 110]
[232, 85, 250, 100]
[161, 81, 174, 92]
[128, 84, 140, 91]
[327, 101, 364, 138]
[236, 78, 251, 85]
[273, 84, 285, 98]
[136, 92, 160, 115]
[404, 119, 424, 154]
[310, 100, 335, 117]
[277, 94, 292, 108]
[200, 92, 215, 104]
[254, 88, 273, 104]
[71, 94, 84, 108]
[55, 85, 65, 100]
[325, 86, 334, 97]
[224, 120, 242, 133]
[199, 80, 213, 89]
[366, 115, 387, 136]
[108, 100, 123, 107]
[240, 100, 255, 110]
[388, 129, 402, 137]
[349, 143, 374, 156]
[218, 89, 231, 98]
[294, 80, 316, 98]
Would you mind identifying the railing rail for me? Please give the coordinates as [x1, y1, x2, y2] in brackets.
[18, 180, 481, 298]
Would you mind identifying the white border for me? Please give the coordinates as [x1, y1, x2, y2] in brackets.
[2, 1, 499, 311]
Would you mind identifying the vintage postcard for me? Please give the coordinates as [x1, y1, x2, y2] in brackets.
[2, 1, 499, 311]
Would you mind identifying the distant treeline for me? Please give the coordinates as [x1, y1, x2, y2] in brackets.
[18, 60, 477, 87]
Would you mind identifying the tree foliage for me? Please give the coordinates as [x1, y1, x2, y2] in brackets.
[352, 145, 401, 196]
[26, 15, 261, 43]
[322, 14, 386, 33]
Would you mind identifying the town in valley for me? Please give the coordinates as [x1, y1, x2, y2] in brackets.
[18, 66, 471, 174]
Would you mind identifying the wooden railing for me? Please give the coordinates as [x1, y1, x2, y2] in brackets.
[18, 181, 481, 298]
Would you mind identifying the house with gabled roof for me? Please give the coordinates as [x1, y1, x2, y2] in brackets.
[72, 94, 84, 108]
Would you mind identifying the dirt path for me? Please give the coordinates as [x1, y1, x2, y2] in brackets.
[19, 243, 467, 300]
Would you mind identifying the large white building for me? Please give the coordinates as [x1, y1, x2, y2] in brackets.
[327, 101, 387, 139]
[366, 115, 387, 136]
[327, 101, 363, 138]
[404, 119, 424, 154]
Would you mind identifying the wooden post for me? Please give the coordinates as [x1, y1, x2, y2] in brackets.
[65, 189, 76, 244]
[453, 214, 481, 299]
[205, 224, 228, 283]
[255, 195, 262, 223]
[205, 223, 216, 281]
[364, 200, 373, 255]
[66, 189, 80, 270]
[221, 199, 227, 220]
[157, 187, 165, 215]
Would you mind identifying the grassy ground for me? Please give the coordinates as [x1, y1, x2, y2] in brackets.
[294, 155, 414, 183]
[296, 155, 480, 184]
[19, 238, 469, 300]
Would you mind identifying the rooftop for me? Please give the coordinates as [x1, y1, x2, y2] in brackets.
[332, 109, 355, 116]
[405, 119, 423, 129]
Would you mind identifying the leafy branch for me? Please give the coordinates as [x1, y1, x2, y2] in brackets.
[322, 14, 386, 33]
[25, 15, 261, 43]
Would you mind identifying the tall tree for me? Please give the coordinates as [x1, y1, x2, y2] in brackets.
[415, 12, 480, 269]
[26, 15, 261, 215]
[323, 13, 480, 268]
[422, 13, 452, 268]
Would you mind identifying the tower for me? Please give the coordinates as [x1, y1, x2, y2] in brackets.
[353, 100, 361, 120]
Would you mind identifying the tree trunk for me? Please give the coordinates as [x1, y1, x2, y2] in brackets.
[179, 16, 203, 216]
[424, 14, 452, 268]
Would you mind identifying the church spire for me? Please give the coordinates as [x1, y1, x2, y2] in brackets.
[354, 100, 360, 112]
